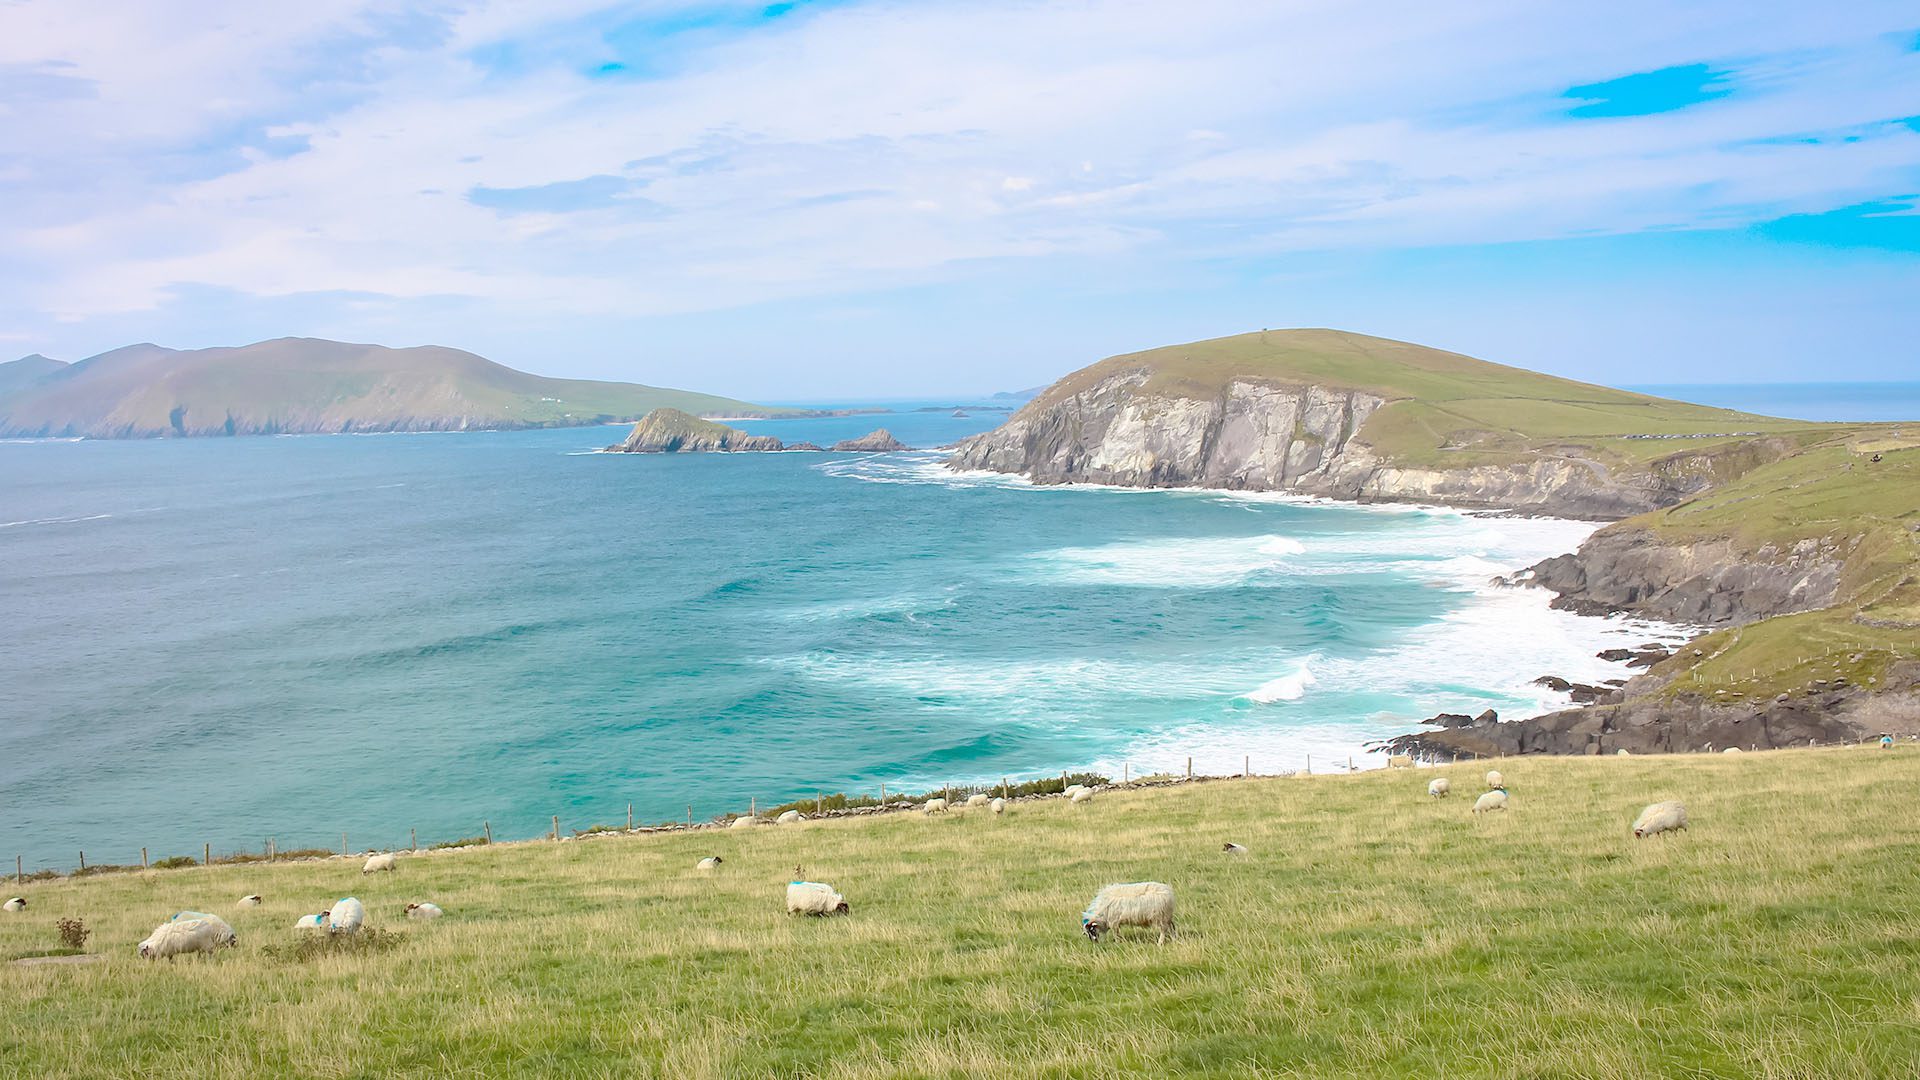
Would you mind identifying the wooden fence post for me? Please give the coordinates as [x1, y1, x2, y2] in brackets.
[1001, 776, 1009, 798]
[1122, 763, 1129, 786]
[817, 793, 823, 815]
[141, 847, 148, 870]
[267, 838, 275, 861]
[750, 797, 756, 820]
[78, 851, 85, 872]
[14, 854, 20, 885]
[1348, 755, 1354, 772]
[552, 815, 560, 840]
[944, 784, 951, 804]
[880, 782, 886, 804]
[340, 833, 347, 857]
[205, 842, 212, 866]
[1306, 754, 1312, 774]
[627, 803, 633, 831]
[483, 820, 492, 845]
[1244, 755, 1249, 778]
[410, 829, 416, 852]
[686, 806, 692, 829]
[1186, 757, 1192, 780]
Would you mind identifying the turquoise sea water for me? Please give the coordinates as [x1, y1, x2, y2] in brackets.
[2, 406, 1683, 870]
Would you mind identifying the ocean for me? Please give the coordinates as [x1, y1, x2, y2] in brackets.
[14, 384, 1899, 870]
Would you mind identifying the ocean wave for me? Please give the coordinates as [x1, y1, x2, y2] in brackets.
[781, 588, 961, 623]
[1025, 534, 1307, 588]
[1242, 659, 1317, 703]
[0, 512, 114, 530]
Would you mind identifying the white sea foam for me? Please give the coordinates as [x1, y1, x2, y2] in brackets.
[1028, 534, 1307, 587]
[1243, 660, 1317, 703]
[0, 513, 113, 529]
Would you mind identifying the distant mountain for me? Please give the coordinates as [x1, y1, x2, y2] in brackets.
[0, 338, 800, 438]
[0, 354, 68, 398]
[990, 385, 1046, 400]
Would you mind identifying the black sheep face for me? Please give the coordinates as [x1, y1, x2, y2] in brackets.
[834, 901, 850, 915]
[1084, 920, 1105, 942]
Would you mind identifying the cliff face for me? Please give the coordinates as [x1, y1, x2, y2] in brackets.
[830, 429, 909, 452]
[1526, 529, 1849, 625]
[948, 372, 1737, 519]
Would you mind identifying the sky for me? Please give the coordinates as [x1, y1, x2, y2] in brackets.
[0, 1, 1916, 400]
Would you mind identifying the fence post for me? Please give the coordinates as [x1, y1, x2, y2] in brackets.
[14, 854, 20, 885]
[141, 847, 148, 870]
[1122, 763, 1128, 786]
[205, 842, 212, 866]
[1306, 753, 1311, 774]
[409, 829, 416, 852]
[1244, 755, 1249, 778]
[750, 797, 756, 820]
[1186, 757, 1192, 780]
[686, 806, 692, 829]
[341, 833, 347, 857]
[79, 851, 85, 872]
[267, 838, 275, 861]
[552, 815, 560, 840]
[627, 804, 633, 831]
[484, 820, 492, 845]
[1348, 755, 1355, 772]
[817, 793, 823, 815]
[880, 782, 886, 804]
[944, 784, 951, 804]
[1001, 776, 1009, 798]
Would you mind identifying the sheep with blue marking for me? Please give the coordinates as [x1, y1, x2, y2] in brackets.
[1473, 789, 1508, 813]
[1081, 882, 1175, 943]
[326, 897, 366, 934]
[1428, 777, 1450, 798]
[138, 912, 236, 959]
[786, 880, 849, 916]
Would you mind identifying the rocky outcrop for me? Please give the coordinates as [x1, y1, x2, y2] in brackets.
[830, 429, 909, 452]
[1526, 528, 1849, 625]
[1381, 662, 1920, 758]
[947, 371, 1763, 518]
[609, 409, 784, 453]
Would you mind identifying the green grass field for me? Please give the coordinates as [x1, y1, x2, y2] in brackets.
[8, 749, 1920, 1078]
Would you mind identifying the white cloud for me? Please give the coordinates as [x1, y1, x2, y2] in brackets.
[1, 0, 1917, 327]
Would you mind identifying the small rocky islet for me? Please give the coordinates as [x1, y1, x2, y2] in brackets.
[606, 407, 909, 454]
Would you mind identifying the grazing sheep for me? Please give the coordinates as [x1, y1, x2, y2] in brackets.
[786, 880, 850, 916]
[776, 810, 803, 825]
[1082, 882, 1175, 944]
[1388, 755, 1413, 769]
[1070, 787, 1094, 804]
[1472, 789, 1509, 813]
[697, 856, 724, 870]
[922, 798, 948, 814]
[1063, 784, 1088, 799]
[965, 793, 991, 808]
[362, 852, 398, 874]
[325, 897, 366, 935]
[294, 913, 328, 930]
[1222, 842, 1249, 855]
[138, 913, 236, 959]
[1616, 748, 1631, 756]
[730, 815, 759, 830]
[1632, 801, 1688, 838]
[235, 894, 262, 908]
[1485, 769, 1504, 790]
[3, 897, 25, 912]
[990, 797, 1006, 814]
[404, 902, 443, 920]
[1721, 747, 1743, 755]
[1428, 777, 1451, 798]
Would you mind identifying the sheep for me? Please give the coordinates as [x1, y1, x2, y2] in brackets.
[1616, 748, 1631, 756]
[1428, 777, 1451, 798]
[294, 913, 328, 930]
[730, 815, 759, 830]
[990, 797, 1006, 814]
[1070, 787, 1094, 804]
[1388, 755, 1413, 769]
[362, 852, 398, 874]
[922, 798, 948, 814]
[965, 793, 991, 808]
[1632, 801, 1688, 838]
[3, 897, 25, 912]
[1222, 842, 1249, 855]
[1081, 882, 1175, 944]
[1063, 784, 1088, 799]
[326, 897, 366, 934]
[1472, 789, 1509, 813]
[235, 894, 262, 908]
[138, 913, 236, 959]
[786, 880, 849, 916]
[404, 902, 443, 920]
[776, 809, 803, 825]
[697, 856, 724, 870]
[1485, 769, 1504, 790]
[1722, 747, 1743, 755]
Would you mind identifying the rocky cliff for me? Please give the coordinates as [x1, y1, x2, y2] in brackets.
[610, 409, 785, 452]
[830, 429, 909, 452]
[1524, 528, 1850, 625]
[948, 369, 1766, 519]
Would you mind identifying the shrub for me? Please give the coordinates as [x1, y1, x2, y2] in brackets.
[55, 918, 89, 951]
[70, 864, 135, 878]
[430, 836, 489, 850]
[263, 926, 405, 963]
[150, 855, 198, 870]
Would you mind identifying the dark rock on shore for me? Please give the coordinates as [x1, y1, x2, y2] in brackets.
[786, 442, 825, 452]
[831, 428, 909, 452]
[1528, 528, 1847, 626]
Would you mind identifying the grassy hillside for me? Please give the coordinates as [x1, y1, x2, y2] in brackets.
[0, 338, 798, 438]
[1632, 438, 1920, 701]
[1041, 329, 1834, 470]
[0, 354, 68, 398]
[8, 750, 1920, 1078]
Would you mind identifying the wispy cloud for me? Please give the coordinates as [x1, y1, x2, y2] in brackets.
[1, 0, 1917, 363]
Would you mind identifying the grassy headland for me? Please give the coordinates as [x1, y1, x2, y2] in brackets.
[7, 749, 1920, 1078]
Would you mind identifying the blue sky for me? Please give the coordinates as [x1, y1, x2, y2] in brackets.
[0, 1, 1916, 398]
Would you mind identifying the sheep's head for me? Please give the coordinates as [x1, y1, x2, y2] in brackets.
[1083, 919, 1104, 942]
[834, 901, 850, 915]
[1633, 827, 1644, 837]
[712, 856, 723, 865]
[403, 903, 419, 914]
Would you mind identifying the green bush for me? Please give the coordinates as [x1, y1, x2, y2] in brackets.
[430, 836, 489, 850]
[149, 855, 198, 870]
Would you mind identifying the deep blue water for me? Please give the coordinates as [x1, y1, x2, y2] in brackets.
[2, 407, 1676, 870]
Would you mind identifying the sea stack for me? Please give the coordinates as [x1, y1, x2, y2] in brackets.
[610, 408, 784, 452]
[830, 428, 909, 452]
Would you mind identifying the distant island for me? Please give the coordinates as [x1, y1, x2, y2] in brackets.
[0, 337, 848, 439]
[954, 327, 1919, 754]
[607, 408, 909, 453]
